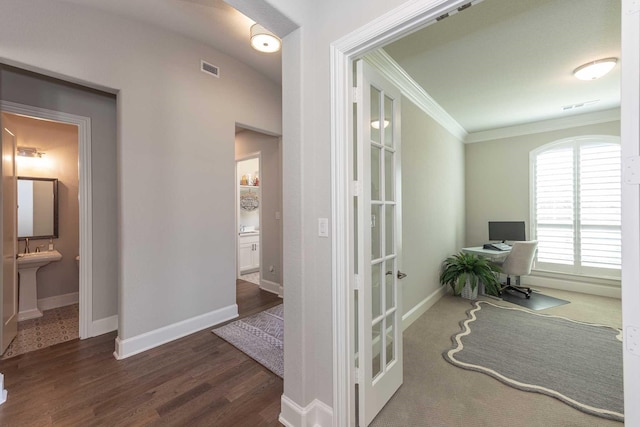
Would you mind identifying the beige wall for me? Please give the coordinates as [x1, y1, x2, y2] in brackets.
[465, 120, 621, 247]
[236, 130, 282, 286]
[401, 97, 465, 315]
[8, 114, 79, 300]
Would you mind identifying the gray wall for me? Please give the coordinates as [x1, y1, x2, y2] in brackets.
[236, 130, 282, 286]
[401, 97, 466, 315]
[465, 120, 621, 247]
[1, 66, 118, 321]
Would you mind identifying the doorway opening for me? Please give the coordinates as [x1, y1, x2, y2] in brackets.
[0, 107, 91, 358]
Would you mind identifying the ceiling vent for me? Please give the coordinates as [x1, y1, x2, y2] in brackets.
[562, 100, 599, 111]
[201, 60, 220, 78]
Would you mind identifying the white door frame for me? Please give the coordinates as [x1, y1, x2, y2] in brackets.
[0, 100, 94, 339]
[330, 0, 639, 425]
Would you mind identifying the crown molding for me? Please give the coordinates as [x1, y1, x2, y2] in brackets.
[465, 108, 621, 143]
[364, 49, 468, 141]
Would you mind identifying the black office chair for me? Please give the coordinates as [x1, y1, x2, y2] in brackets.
[493, 241, 537, 298]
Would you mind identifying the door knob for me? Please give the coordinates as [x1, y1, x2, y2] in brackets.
[397, 271, 407, 279]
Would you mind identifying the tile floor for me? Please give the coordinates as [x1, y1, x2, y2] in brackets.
[240, 271, 260, 285]
[2, 304, 79, 359]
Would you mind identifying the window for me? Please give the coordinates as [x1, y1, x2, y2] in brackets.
[530, 136, 621, 278]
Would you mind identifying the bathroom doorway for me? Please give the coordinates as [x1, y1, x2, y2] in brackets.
[0, 110, 84, 358]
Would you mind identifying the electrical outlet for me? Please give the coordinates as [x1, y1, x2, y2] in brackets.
[275, 211, 281, 220]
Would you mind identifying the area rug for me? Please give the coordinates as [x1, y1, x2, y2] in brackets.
[444, 301, 623, 422]
[212, 304, 283, 378]
[501, 289, 570, 311]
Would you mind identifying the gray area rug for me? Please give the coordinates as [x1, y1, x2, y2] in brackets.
[212, 304, 283, 378]
[444, 301, 623, 422]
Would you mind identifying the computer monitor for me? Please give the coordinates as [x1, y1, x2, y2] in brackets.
[488, 221, 526, 242]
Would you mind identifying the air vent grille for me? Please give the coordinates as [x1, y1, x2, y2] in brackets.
[201, 60, 220, 78]
[562, 100, 599, 111]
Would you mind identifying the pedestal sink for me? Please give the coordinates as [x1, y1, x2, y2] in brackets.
[17, 250, 62, 321]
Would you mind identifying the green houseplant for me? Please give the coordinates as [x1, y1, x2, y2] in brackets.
[439, 252, 502, 299]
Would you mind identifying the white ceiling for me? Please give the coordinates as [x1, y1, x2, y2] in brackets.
[59, 0, 283, 84]
[383, 0, 621, 133]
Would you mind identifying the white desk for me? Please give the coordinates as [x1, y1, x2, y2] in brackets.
[461, 246, 510, 262]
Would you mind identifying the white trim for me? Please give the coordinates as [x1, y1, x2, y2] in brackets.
[260, 278, 283, 297]
[0, 374, 6, 406]
[91, 315, 118, 337]
[113, 304, 237, 360]
[364, 49, 467, 141]
[0, 100, 94, 340]
[402, 286, 446, 331]
[466, 108, 621, 144]
[38, 292, 79, 311]
[620, 2, 640, 425]
[279, 395, 333, 427]
[330, 1, 473, 424]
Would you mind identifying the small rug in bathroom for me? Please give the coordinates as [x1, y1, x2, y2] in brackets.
[212, 304, 283, 378]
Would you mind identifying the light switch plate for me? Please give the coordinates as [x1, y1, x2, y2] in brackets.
[318, 218, 329, 237]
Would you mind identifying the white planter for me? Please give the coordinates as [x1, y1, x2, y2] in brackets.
[461, 280, 478, 300]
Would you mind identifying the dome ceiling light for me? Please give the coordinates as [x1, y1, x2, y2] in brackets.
[573, 58, 618, 81]
[250, 24, 281, 53]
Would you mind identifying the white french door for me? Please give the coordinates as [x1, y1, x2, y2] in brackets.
[355, 59, 403, 426]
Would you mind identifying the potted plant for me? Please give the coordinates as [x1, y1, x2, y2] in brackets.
[439, 252, 502, 299]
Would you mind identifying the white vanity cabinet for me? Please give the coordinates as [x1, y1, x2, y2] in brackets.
[238, 233, 260, 273]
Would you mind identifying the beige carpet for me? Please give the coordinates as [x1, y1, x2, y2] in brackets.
[2, 304, 79, 359]
[371, 287, 622, 427]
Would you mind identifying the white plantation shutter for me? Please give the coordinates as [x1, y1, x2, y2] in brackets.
[579, 144, 621, 269]
[532, 137, 621, 277]
[535, 147, 575, 265]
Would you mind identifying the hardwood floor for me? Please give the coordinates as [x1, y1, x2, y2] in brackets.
[0, 279, 283, 426]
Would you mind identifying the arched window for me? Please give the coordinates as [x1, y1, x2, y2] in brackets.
[530, 136, 621, 278]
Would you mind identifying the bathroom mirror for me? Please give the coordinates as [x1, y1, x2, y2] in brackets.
[17, 177, 59, 240]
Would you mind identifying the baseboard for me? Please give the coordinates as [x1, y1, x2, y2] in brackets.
[402, 286, 446, 331]
[522, 275, 621, 299]
[91, 315, 118, 337]
[279, 395, 333, 427]
[260, 279, 283, 297]
[38, 292, 79, 311]
[113, 304, 238, 360]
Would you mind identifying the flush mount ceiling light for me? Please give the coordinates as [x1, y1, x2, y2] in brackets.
[573, 58, 617, 81]
[371, 119, 390, 129]
[17, 147, 44, 158]
[250, 24, 281, 53]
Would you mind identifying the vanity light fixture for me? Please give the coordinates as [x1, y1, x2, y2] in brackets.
[17, 147, 45, 158]
[371, 119, 390, 129]
[573, 58, 617, 81]
[250, 24, 281, 53]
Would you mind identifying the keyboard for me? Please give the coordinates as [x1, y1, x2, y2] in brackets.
[483, 242, 511, 251]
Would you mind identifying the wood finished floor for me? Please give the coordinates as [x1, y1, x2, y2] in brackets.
[0, 280, 283, 426]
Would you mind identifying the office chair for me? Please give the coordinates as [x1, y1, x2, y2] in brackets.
[494, 240, 538, 299]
